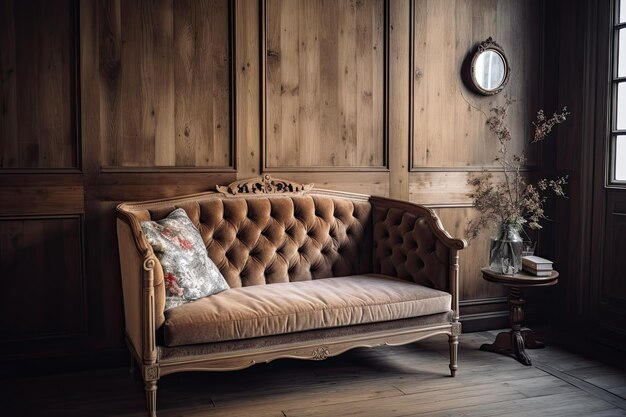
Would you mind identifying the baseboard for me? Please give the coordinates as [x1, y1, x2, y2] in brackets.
[461, 311, 510, 332]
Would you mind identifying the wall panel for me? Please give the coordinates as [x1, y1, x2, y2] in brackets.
[99, 0, 233, 170]
[0, 216, 86, 343]
[409, 0, 544, 327]
[0, 0, 86, 373]
[411, 0, 542, 170]
[599, 191, 626, 329]
[264, 0, 387, 170]
[435, 206, 509, 330]
[0, 0, 78, 169]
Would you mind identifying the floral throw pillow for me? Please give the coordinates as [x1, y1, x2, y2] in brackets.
[141, 208, 229, 310]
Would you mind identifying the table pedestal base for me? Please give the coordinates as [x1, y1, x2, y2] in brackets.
[480, 328, 545, 366]
[479, 286, 546, 366]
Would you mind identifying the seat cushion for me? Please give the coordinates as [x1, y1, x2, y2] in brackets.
[163, 274, 451, 346]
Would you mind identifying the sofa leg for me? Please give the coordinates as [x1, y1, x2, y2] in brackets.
[145, 380, 157, 417]
[448, 334, 459, 377]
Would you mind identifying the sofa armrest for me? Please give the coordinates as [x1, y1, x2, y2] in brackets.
[116, 205, 164, 366]
[369, 196, 467, 321]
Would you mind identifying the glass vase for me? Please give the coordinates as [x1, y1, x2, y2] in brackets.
[489, 223, 523, 274]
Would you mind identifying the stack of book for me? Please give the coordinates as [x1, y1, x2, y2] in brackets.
[522, 255, 553, 276]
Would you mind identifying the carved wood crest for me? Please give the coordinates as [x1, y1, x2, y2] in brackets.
[216, 175, 314, 196]
[311, 346, 331, 360]
[477, 36, 503, 53]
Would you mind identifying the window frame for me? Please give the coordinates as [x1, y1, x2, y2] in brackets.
[610, 0, 626, 185]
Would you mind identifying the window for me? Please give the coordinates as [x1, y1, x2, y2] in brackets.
[612, 0, 626, 182]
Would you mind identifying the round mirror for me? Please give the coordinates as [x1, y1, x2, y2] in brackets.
[467, 37, 510, 96]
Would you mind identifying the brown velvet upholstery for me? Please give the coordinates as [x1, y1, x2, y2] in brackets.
[163, 274, 451, 346]
[116, 182, 467, 417]
[372, 206, 450, 292]
[147, 196, 372, 288]
[158, 312, 453, 362]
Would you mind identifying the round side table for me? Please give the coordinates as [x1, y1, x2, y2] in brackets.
[479, 267, 559, 366]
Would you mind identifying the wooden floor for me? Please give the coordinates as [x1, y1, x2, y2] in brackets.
[3, 330, 626, 417]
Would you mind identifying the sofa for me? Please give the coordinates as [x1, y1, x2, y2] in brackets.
[116, 175, 466, 416]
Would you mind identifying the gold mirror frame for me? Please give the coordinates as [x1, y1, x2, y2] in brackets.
[468, 37, 510, 96]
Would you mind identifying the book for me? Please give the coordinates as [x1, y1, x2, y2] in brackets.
[523, 265, 553, 277]
[522, 255, 553, 271]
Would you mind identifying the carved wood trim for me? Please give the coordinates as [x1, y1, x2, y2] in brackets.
[450, 249, 460, 322]
[157, 323, 458, 376]
[369, 195, 468, 250]
[216, 175, 314, 196]
[142, 257, 158, 366]
[143, 365, 159, 381]
[450, 322, 462, 336]
[311, 346, 331, 360]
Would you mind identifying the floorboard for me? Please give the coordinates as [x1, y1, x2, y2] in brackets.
[2, 330, 626, 417]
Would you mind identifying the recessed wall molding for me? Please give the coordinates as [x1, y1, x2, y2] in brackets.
[408, 0, 543, 172]
[0, 0, 81, 171]
[97, 0, 236, 171]
[0, 215, 87, 344]
[261, 0, 390, 172]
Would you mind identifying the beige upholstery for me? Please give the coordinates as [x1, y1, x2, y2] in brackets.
[115, 179, 466, 417]
[158, 312, 453, 362]
[139, 195, 374, 318]
[372, 205, 450, 292]
[163, 274, 451, 346]
[146, 196, 373, 287]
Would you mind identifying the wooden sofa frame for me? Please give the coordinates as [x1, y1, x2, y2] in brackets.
[116, 176, 467, 416]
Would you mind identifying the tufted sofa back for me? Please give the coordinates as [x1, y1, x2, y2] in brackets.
[372, 205, 450, 292]
[144, 194, 373, 288]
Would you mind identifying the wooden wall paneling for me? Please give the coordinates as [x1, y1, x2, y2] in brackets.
[602, 194, 626, 301]
[83, 201, 125, 350]
[85, 172, 237, 202]
[0, 0, 86, 375]
[263, 0, 387, 171]
[434, 207, 507, 301]
[0, 0, 18, 167]
[0, 216, 86, 343]
[174, 0, 231, 168]
[408, 171, 518, 206]
[269, 172, 389, 197]
[99, 0, 122, 170]
[411, 0, 542, 170]
[434, 206, 509, 330]
[409, 172, 474, 206]
[408, 0, 544, 331]
[0, 0, 78, 169]
[235, 0, 261, 179]
[99, 0, 234, 171]
[81, 0, 101, 182]
[597, 191, 626, 336]
[0, 175, 84, 215]
[388, 0, 410, 200]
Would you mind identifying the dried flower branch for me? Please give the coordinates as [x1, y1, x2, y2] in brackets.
[533, 107, 570, 143]
[466, 99, 569, 241]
